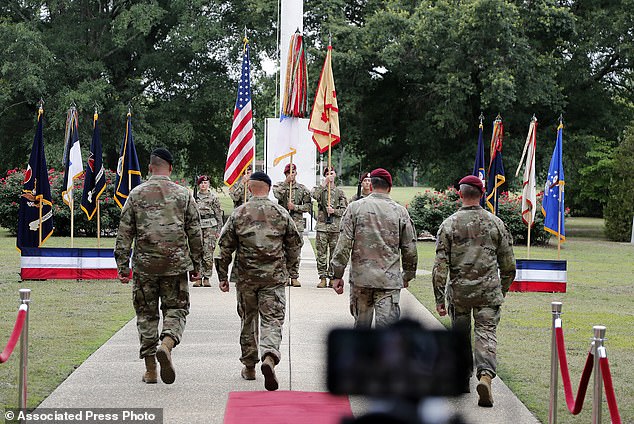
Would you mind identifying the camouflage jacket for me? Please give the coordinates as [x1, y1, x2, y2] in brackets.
[114, 175, 203, 276]
[216, 196, 303, 285]
[229, 179, 252, 208]
[330, 193, 418, 289]
[195, 190, 223, 230]
[432, 205, 516, 308]
[311, 184, 348, 232]
[349, 191, 371, 203]
[272, 180, 312, 231]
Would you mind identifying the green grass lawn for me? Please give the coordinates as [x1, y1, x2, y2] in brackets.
[409, 217, 634, 423]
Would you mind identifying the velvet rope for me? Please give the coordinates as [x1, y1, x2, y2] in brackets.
[600, 356, 622, 424]
[0, 305, 27, 363]
[555, 325, 594, 415]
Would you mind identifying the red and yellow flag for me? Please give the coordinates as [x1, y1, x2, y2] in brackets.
[308, 44, 340, 153]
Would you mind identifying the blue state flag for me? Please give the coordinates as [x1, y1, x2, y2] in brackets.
[114, 112, 142, 208]
[17, 107, 54, 249]
[542, 123, 565, 241]
[486, 119, 506, 214]
[81, 113, 107, 219]
[472, 122, 486, 206]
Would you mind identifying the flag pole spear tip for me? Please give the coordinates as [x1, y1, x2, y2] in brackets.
[479, 112, 484, 123]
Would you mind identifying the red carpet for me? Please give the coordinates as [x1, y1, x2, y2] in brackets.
[224, 391, 353, 424]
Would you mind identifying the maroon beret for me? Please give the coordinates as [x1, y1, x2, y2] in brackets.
[196, 175, 209, 185]
[370, 168, 392, 187]
[459, 175, 485, 193]
[359, 172, 372, 182]
[323, 166, 335, 177]
[284, 163, 297, 174]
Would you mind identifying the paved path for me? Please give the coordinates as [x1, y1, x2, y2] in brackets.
[39, 235, 540, 423]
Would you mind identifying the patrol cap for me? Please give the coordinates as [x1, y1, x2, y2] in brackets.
[284, 163, 297, 174]
[359, 172, 371, 183]
[323, 166, 334, 176]
[151, 148, 173, 165]
[196, 175, 209, 185]
[458, 175, 485, 193]
[249, 171, 271, 187]
[370, 168, 392, 187]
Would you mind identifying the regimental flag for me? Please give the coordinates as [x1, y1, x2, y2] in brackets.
[17, 107, 54, 250]
[81, 113, 106, 220]
[224, 37, 255, 187]
[472, 120, 486, 207]
[281, 31, 308, 119]
[61, 107, 84, 206]
[486, 118, 505, 215]
[114, 112, 142, 208]
[542, 122, 565, 241]
[516, 118, 537, 226]
[308, 43, 340, 153]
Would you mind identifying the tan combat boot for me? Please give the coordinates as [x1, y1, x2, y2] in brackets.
[142, 355, 157, 384]
[156, 336, 176, 384]
[202, 278, 212, 287]
[317, 278, 327, 288]
[192, 279, 202, 287]
[327, 279, 333, 288]
[241, 365, 256, 380]
[260, 354, 279, 391]
[476, 374, 493, 407]
[290, 278, 301, 287]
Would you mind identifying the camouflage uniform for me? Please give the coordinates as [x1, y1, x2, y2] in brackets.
[311, 184, 348, 279]
[432, 205, 516, 379]
[272, 181, 312, 233]
[114, 175, 203, 359]
[330, 193, 418, 328]
[229, 179, 252, 208]
[195, 190, 223, 279]
[349, 191, 370, 203]
[217, 196, 302, 367]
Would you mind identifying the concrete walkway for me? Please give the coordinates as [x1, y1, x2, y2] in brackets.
[39, 235, 540, 423]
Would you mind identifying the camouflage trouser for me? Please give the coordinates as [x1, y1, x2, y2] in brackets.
[449, 303, 500, 379]
[316, 231, 338, 279]
[235, 283, 286, 367]
[349, 283, 401, 329]
[291, 213, 305, 233]
[201, 227, 218, 278]
[132, 272, 190, 359]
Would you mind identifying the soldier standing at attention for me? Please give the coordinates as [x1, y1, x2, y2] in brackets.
[432, 175, 516, 407]
[272, 163, 312, 287]
[217, 171, 302, 391]
[114, 148, 203, 385]
[229, 164, 253, 208]
[330, 168, 418, 328]
[349, 171, 372, 202]
[311, 166, 348, 288]
[193, 175, 223, 287]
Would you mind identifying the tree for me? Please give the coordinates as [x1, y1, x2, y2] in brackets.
[605, 124, 634, 241]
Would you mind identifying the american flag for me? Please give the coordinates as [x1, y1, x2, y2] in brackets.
[224, 39, 255, 187]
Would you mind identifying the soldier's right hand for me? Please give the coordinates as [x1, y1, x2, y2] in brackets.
[219, 280, 230, 292]
[436, 303, 447, 317]
[331, 278, 344, 295]
[119, 272, 130, 284]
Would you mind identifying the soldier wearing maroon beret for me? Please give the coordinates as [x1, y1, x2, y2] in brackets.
[350, 171, 372, 203]
[432, 174, 515, 406]
[229, 164, 253, 208]
[193, 175, 223, 287]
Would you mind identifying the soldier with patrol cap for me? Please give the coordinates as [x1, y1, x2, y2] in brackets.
[273, 163, 312, 287]
[229, 164, 253, 208]
[432, 174, 516, 407]
[331, 168, 418, 328]
[349, 171, 372, 202]
[115, 147, 203, 385]
[194, 175, 223, 287]
[311, 166, 348, 288]
[217, 171, 303, 391]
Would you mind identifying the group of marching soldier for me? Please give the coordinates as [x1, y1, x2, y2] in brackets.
[114, 147, 515, 408]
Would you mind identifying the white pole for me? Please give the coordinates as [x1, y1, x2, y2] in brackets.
[279, 0, 304, 113]
[631, 216, 634, 244]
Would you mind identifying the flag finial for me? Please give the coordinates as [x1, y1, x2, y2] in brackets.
[532, 114, 537, 122]
[37, 98, 44, 110]
[127, 102, 132, 116]
[479, 112, 484, 124]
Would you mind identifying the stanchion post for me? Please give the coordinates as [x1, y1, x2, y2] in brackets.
[549, 301, 563, 424]
[18, 288, 31, 410]
[592, 325, 606, 424]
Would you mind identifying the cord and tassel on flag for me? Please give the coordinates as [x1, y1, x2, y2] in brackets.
[114, 109, 142, 209]
[542, 118, 566, 256]
[486, 115, 505, 215]
[472, 114, 486, 207]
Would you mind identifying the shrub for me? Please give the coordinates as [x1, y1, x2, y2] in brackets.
[605, 124, 634, 241]
[407, 188, 551, 245]
[0, 168, 123, 237]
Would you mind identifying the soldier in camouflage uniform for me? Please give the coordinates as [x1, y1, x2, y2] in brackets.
[272, 163, 312, 287]
[229, 164, 253, 208]
[311, 167, 348, 288]
[432, 175, 516, 407]
[193, 175, 223, 287]
[349, 171, 372, 203]
[331, 168, 418, 329]
[217, 171, 302, 391]
[114, 148, 203, 385]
